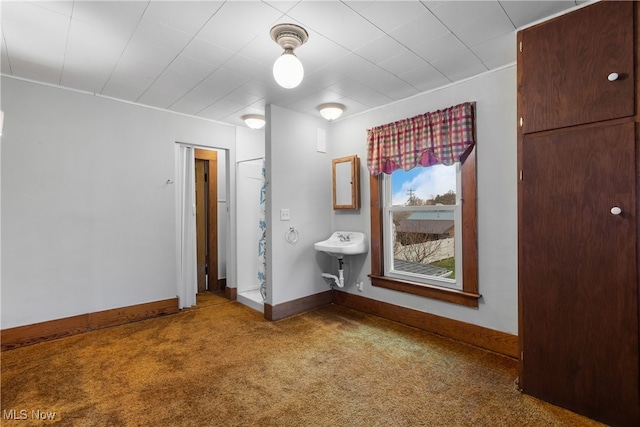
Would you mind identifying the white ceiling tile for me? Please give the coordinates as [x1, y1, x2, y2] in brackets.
[412, 32, 466, 63]
[448, 5, 515, 46]
[237, 81, 276, 100]
[389, 9, 449, 50]
[237, 35, 281, 69]
[101, 57, 163, 97]
[169, 55, 217, 81]
[66, 20, 129, 59]
[182, 38, 235, 68]
[325, 78, 370, 98]
[177, 80, 229, 106]
[431, 49, 488, 82]
[121, 38, 177, 69]
[295, 32, 350, 71]
[399, 63, 450, 92]
[287, 1, 384, 51]
[1, 1, 69, 66]
[428, 1, 502, 32]
[133, 18, 192, 54]
[355, 35, 407, 66]
[264, 1, 304, 14]
[199, 98, 246, 120]
[170, 97, 209, 116]
[378, 47, 428, 78]
[144, 1, 217, 35]
[470, 31, 516, 69]
[500, 0, 580, 29]
[71, 1, 147, 37]
[202, 69, 252, 94]
[351, 1, 430, 33]
[137, 69, 202, 108]
[195, 2, 282, 51]
[1, 18, 66, 76]
[348, 87, 394, 108]
[59, 68, 110, 94]
[32, 1, 74, 17]
[196, 22, 256, 52]
[219, 54, 271, 81]
[219, 89, 263, 107]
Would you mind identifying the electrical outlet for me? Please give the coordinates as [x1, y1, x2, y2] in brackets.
[356, 278, 364, 292]
[280, 209, 290, 221]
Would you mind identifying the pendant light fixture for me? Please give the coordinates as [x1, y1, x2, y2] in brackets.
[270, 23, 309, 89]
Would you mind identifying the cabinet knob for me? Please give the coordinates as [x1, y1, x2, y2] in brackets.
[607, 72, 619, 81]
[610, 206, 622, 215]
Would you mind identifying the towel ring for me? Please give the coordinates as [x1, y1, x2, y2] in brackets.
[285, 227, 299, 244]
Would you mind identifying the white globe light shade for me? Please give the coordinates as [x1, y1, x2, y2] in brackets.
[317, 103, 345, 121]
[273, 51, 304, 89]
[241, 114, 266, 130]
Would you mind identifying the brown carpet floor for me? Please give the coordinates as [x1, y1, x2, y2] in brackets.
[1, 297, 604, 426]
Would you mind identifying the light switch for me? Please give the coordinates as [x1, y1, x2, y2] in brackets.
[280, 209, 290, 221]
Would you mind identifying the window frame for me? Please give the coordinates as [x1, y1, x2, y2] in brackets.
[369, 146, 480, 308]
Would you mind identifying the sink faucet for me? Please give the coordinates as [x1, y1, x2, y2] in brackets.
[338, 233, 351, 242]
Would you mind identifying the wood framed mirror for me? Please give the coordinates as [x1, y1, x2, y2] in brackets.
[332, 155, 360, 210]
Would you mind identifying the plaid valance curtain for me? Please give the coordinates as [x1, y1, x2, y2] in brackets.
[366, 102, 476, 175]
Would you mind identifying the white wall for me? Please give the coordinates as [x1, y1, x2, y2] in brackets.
[266, 105, 332, 306]
[1, 77, 236, 329]
[328, 65, 519, 334]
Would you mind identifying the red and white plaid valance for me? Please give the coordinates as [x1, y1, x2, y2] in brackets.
[366, 102, 476, 175]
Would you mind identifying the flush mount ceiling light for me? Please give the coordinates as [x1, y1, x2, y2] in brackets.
[317, 103, 345, 121]
[241, 114, 266, 130]
[270, 23, 309, 89]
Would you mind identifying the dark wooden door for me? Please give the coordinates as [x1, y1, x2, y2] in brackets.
[520, 1, 634, 134]
[195, 159, 208, 292]
[194, 149, 219, 293]
[520, 122, 639, 426]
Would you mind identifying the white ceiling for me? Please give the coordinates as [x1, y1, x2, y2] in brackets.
[1, 0, 585, 127]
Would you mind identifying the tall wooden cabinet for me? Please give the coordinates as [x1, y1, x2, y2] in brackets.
[517, 2, 640, 426]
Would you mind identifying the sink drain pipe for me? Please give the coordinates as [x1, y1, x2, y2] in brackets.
[321, 257, 345, 288]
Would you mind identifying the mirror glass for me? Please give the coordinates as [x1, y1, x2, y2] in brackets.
[332, 155, 360, 210]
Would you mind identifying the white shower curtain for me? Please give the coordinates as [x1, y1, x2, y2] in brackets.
[258, 159, 267, 302]
[177, 145, 197, 309]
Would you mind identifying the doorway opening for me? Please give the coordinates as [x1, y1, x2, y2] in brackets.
[194, 148, 222, 295]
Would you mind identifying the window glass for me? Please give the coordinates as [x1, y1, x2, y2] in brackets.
[383, 164, 461, 289]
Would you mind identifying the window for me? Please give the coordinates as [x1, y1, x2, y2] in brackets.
[384, 164, 460, 287]
[369, 147, 479, 307]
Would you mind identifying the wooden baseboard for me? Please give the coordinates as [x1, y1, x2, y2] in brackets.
[265, 291, 334, 321]
[1, 298, 179, 351]
[333, 291, 518, 358]
[225, 286, 237, 301]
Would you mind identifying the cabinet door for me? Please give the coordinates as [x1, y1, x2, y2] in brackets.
[519, 1, 634, 134]
[520, 122, 639, 426]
